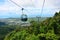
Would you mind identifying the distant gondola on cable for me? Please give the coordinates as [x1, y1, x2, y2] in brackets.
[21, 8, 28, 22]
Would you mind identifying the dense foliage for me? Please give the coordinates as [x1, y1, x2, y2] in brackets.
[4, 11, 60, 40]
[0, 25, 17, 40]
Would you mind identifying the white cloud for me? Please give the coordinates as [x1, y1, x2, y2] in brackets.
[0, 0, 60, 18]
[0, 0, 60, 11]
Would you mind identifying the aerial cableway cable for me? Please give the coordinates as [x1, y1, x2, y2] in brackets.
[9, 0, 32, 14]
[36, 0, 45, 24]
[9, 0, 22, 8]
[41, 0, 45, 17]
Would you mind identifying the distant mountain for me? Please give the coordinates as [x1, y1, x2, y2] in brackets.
[0, 17, 47, 26]
[0, 22, 6, 26]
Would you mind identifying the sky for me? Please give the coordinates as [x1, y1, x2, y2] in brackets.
[0, 0, 60, 18]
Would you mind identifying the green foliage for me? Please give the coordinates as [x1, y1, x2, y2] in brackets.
[0, 25, 16, 40]
[4, 11, 60, 40]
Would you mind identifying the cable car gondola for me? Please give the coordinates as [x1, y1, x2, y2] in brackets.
[21, 8, 28, 22]
[21, 14, 28, 22]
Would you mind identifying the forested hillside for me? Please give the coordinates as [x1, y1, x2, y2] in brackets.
[4, 11, 60, 40]
[0, 17, 47, 40]
[0, 25, 16, 40]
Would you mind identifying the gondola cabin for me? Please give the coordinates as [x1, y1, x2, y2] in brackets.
[21, 14, 28, 22]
